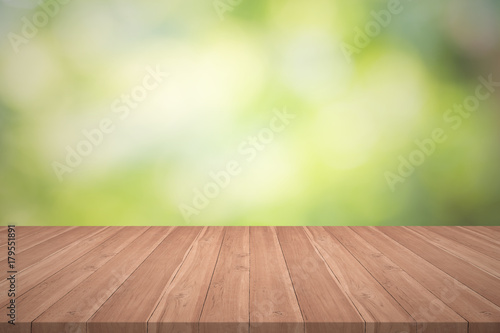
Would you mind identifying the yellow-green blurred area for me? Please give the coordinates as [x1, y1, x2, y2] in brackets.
[1, 0, 500, 226]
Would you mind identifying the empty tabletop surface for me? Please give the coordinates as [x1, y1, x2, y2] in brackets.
[1, 226, 500, 333]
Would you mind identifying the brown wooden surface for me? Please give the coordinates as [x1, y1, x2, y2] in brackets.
[250, 227, 303, 333]
[199, 226, 250, 333]
[379, 227, 500, 307]
[88, 227, 202, 333]
[0, 226, 499, 333]
[327, 227, 467, 333]
[305, 227, 415, 333]
[277, 227, 364, 333]
[149, 226, 224, 333]
[352, 226, 500, 333]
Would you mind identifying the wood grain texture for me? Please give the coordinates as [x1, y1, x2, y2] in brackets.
[407, 227, 500, 278]
[1, 226, 499, 333]
[0, 227, 113, 308]
[6, 227, 146, 333]
[326, 226, 467, 333]
[0, 227, 74, 261]
[88, 227, 202, 333]
[353, 226, 500, 333]
[276, 227, 364, 333]
[380, 226, 500, 307]
[459, 227, 500, 245]
[423, 226, 500, 260]
[250, 227, 303, 333]
[0, 226, 44, 248]
[0, 227, 7, 246]
[0, 226, 105, 280]
[199, 227, 250, 333]
[305, 226, 415, 333]
[33, 227, 173, 333]
[148, 227, 225, 333]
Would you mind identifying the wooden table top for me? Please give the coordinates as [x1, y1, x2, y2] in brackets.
[1, 226, 499, 333]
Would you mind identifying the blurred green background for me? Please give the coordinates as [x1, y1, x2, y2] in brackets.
[1, 0, 499, 226]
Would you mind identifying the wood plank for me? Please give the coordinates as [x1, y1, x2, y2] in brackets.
[0, 227, 74, 261]
[423, 226, 500, 260]
[88, 227, 203, 333]
[0, 227, 7, 246]
[353, 226, 500, 333]
[33, 227, 173, 333]
[199, 227, 250, 333]
[460, 227, 500, 245]
[0, 226, 42, 247]
[408, 226, 500, 278]
[15, 226, 73, 251]
[304, 226, 415, 333]
[0, 227, 113, 307]
[148, 227, 225, 333]
[4, 227, 146, 333]
[276, 227, 364, 333]
[379, 226, 500, 307]
[325, 226, 467, 333]
[250, 227, 303, 333]
[0, 226, 497, 332]
[0, 226, 44, 252]
[484, 227, 500, 233]
[0, 226, 105, 281]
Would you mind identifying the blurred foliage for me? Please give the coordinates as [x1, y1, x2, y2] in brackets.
[1, 0, 500, 226]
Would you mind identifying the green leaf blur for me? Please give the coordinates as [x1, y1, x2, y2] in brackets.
[1, 0, 499, 226]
